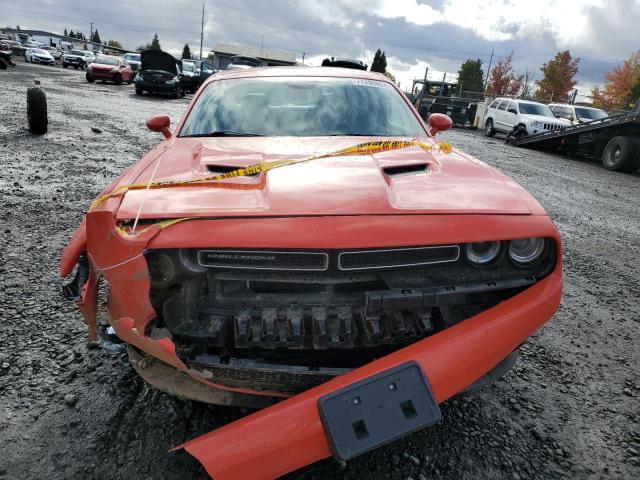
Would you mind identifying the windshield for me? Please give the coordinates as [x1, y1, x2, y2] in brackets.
[575, 107, 607, 120]
[33, 49, 47, 55]
[95, 56, 119, 65]
[182, 62, 195, 72]
[180, 77, 424, 137]
[124, 53, 140, 61]
[518, 102, 554, 117]
[70, 50, 84, 56]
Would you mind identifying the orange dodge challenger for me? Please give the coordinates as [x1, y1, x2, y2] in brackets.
[60, 67, 562, 480]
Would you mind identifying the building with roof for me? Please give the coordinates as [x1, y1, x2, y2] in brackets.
[209, 43, 297, 70]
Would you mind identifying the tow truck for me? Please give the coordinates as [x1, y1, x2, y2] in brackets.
[514, 99, 640, 173]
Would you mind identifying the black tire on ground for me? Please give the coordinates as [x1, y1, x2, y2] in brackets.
[0, 58, 7, 70]
[135, 88, 143, 95]
[174, 85, 182, 99]
[601, 136, 640, 172]
[114, 74, 123, 85]
[74, 65, 79, 70]
[86, 72, 95, 83]
[127, 80, 132, 85]
[485, 118, 496, 137]
[80, 61, 86, 70]
[27, 87, 48, 135]
[63, 63, 68, 68]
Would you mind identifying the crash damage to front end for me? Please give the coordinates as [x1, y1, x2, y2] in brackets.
[61, 204, 561, 479]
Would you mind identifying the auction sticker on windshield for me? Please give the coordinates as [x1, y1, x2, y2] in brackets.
[351, 79, 393, 89]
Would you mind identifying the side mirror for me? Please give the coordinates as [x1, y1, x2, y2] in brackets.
[146, 114, 172, 139]
[508, 108, 517, 114]
[427, 113, 453, 135]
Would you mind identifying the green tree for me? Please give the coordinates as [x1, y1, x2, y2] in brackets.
[107, 39, 123, 49]
[91, 29, 101, 44]
[69, 30, 75, 37]
[181, 43, 191, 59]
[534, 50, 580, 102]
[457, 58, 484, 94]
[370, 49, 387, 73]
[64, 28, 68, 36]
[150, 33, 161, 50]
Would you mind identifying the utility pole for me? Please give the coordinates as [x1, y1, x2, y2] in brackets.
[439, 72, 446, 97]
[418, 66, 428, 102]
[90, 22, 93, 42]
[484, 47, 494, 92]
[199, 2, 204, 60]
[302, 52, 305, 64]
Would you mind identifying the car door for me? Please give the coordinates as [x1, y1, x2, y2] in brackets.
[505, 101, 520, 129]
[494, 100, 510, 131]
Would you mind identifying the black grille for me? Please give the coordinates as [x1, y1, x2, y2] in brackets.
[338, 246, 460, 271]
[198, 250, 329, 271]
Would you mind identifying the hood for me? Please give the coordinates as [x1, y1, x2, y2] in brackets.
[115, 137, 541, 220]
[141, 49, 177, 74]
[91, 63, 116, 70]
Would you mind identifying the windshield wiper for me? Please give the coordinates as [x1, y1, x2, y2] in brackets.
[182, 130, 265, 137]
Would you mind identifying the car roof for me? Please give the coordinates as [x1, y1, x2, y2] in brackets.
[208, 66, 390, 82]
[549, 103, 601, 109]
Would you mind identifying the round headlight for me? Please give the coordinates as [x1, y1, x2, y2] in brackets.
[466, 241, 501, 265]
[508, 238, 546, 265]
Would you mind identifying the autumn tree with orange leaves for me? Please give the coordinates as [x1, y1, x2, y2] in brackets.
[534, 51, 579, 102]
[485, 52, 523, 97]
[591, 50, 640, 109]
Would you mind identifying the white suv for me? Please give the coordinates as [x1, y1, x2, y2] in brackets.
[548, 103, 608, 125]
[484, 98, 570, 137]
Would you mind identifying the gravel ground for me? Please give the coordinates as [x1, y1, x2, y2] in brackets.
[1, 62, 639, 480]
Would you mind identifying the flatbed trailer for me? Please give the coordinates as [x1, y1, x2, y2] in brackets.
[514, 99, 640, 173]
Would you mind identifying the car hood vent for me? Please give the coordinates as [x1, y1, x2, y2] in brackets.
[383, 163, 428, 176]
[206, 164, 259, 177]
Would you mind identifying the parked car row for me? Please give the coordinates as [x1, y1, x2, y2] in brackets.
[80, 50, 216, 98]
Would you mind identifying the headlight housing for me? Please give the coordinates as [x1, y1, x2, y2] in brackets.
[465, 241, 501, 265]
[508, 238, 546, 265]
[532, 120, 544, 128]
[110, 68, 119, 73]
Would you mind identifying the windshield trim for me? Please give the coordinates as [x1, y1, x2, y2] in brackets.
[176, 76, 428, 138]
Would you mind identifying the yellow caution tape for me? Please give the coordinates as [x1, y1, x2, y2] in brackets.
[90, 139, 453, 211]
[115, 217, 188, 236]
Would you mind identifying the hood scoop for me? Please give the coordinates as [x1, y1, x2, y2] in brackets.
[383, 163, 429, 176]
[206, 164, 259, 177]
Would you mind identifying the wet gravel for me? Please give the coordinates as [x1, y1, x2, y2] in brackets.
[1, 62, 639, 480]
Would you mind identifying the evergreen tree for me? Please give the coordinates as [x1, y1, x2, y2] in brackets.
[457, 59, 484, 94]
[69, 30, 75, 38]
[64, 28, 68, 36]
[181, 43, 191, 59]
[91, 29, 101, 44]
[150, 33, 161, 50]
[370, 49, 387, 73]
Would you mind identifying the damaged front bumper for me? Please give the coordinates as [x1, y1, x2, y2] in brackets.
[60, 211, 562, 479]
[175, 264, 561, 479]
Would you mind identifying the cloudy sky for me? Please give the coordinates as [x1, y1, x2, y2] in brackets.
[4, 0, 640, 95]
